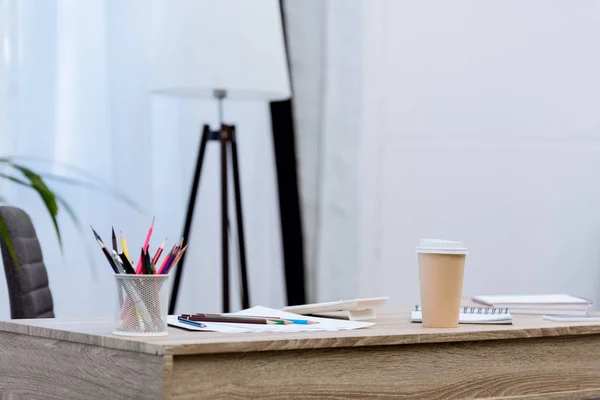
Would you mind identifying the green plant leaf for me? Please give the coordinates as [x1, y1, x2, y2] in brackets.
[0, 196, 19, 267]
[0, 214, 19, 268]
[0, 172, 30, 186]
[5, 165, 62, 249]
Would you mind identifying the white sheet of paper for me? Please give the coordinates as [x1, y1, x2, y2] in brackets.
[231, 306, 375, 332]
[167, 316, 251, 333]
[168, 306, 375, 333]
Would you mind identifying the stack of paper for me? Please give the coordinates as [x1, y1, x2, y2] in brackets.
[472, 294, 592, 315]
[168, 306, 374, 333]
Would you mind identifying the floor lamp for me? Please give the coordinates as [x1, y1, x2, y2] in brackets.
[150, 0, 291, 313]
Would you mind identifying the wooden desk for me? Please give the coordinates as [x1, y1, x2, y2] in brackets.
[1, 309, 600, 399]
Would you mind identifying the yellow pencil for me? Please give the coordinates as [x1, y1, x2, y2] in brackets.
[120, 231, 131, 262]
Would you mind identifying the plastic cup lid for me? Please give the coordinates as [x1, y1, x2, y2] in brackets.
[416, 239, 468, 255]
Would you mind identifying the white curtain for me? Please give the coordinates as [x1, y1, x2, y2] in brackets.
[287, 0, 600, 306]
[0, 0, 285, 319]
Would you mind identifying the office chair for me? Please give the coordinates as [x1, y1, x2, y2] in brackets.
[0, 206, 54, 319]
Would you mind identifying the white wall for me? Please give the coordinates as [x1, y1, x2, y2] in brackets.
[290, 0, 600, 307]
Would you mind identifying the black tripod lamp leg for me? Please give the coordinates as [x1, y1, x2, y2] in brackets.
[169, 125, 211, 315]
[229, 127, 250, 309]
[220, 125, 230, 313]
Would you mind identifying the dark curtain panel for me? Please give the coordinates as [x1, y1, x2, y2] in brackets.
[270, 0, 306, 306]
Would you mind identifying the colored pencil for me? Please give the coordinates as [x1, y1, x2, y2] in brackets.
[91, 226, 103, 243]
[160, 250, 177, 275]
[119, 252, 135, 274]
[95, 239, 118, 273]
[139, 248, 146, 275]
[176, 317, 207, 329]
[163, 244, 187, 274]
[280, 319, 316, 325]
[156, 248, 173, 275]
[179, 315, 290, 325]
[157, 242, 179, 274]
[111, 249, 125, 274]
[146, 249, 155, 274]
[111, 227, 118, 253]
[143, 216, 155, 250]
[190, 313, 317, 325]
[120, 232, 131, 262]
[135, 217, 155, 274]
[152, 238, 166, 266]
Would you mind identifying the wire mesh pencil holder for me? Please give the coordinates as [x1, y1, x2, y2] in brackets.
[113, 274, 169, 337]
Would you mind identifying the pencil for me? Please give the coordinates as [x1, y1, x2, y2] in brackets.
[95, 239, 118, 273]
[111, 249, 125, 274]
[179, 315, 290, 325]
[143, 216, 155, 250]
[176, 317, 207, 329]
[139, 248, 147, 275]
[164, 244, 187, 274]
[120, 232, 131, 262]
[157, 242, 180, 274]
[136, 216, 155, 274]
[146, 249, 155, 274]
[91, 226, 103, 243]
[160, 249, 177, 274]
[193, 313, 317, 325]
[152, 238, 166, 266]
[119, 252, 135, 274]
[156, 248, 174, 275]
[111, 227, 118, 253]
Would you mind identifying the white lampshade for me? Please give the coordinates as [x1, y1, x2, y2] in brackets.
[151, 0, 291, 101]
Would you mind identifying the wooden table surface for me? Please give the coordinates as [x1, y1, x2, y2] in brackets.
[2, 308, 600, 399]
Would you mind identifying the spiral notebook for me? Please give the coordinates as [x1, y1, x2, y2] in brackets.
[411, 306, 513, 325]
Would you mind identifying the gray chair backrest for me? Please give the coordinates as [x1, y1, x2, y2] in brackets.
[0, 206, 54, 319]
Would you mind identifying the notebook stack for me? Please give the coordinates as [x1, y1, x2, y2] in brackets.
[472, 294, 592, 316]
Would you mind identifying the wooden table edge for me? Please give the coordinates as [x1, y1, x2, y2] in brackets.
[3, 313, 600, 357]
[163, 324, 600, 355]
[0, 320, 166, 356]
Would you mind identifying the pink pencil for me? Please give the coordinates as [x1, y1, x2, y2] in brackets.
[157, 243, 179, 275]
[135, 216, 155, 274]
[152, 238, 167, 266]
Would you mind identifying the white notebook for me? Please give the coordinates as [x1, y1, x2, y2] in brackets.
[472, 294, 592, 315]
[473, 294, 591, 307]
[411, 306, 513, 325]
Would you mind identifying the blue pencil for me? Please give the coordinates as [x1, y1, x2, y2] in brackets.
[283, 318, 318, 325]
[177, 317, 207, 328]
